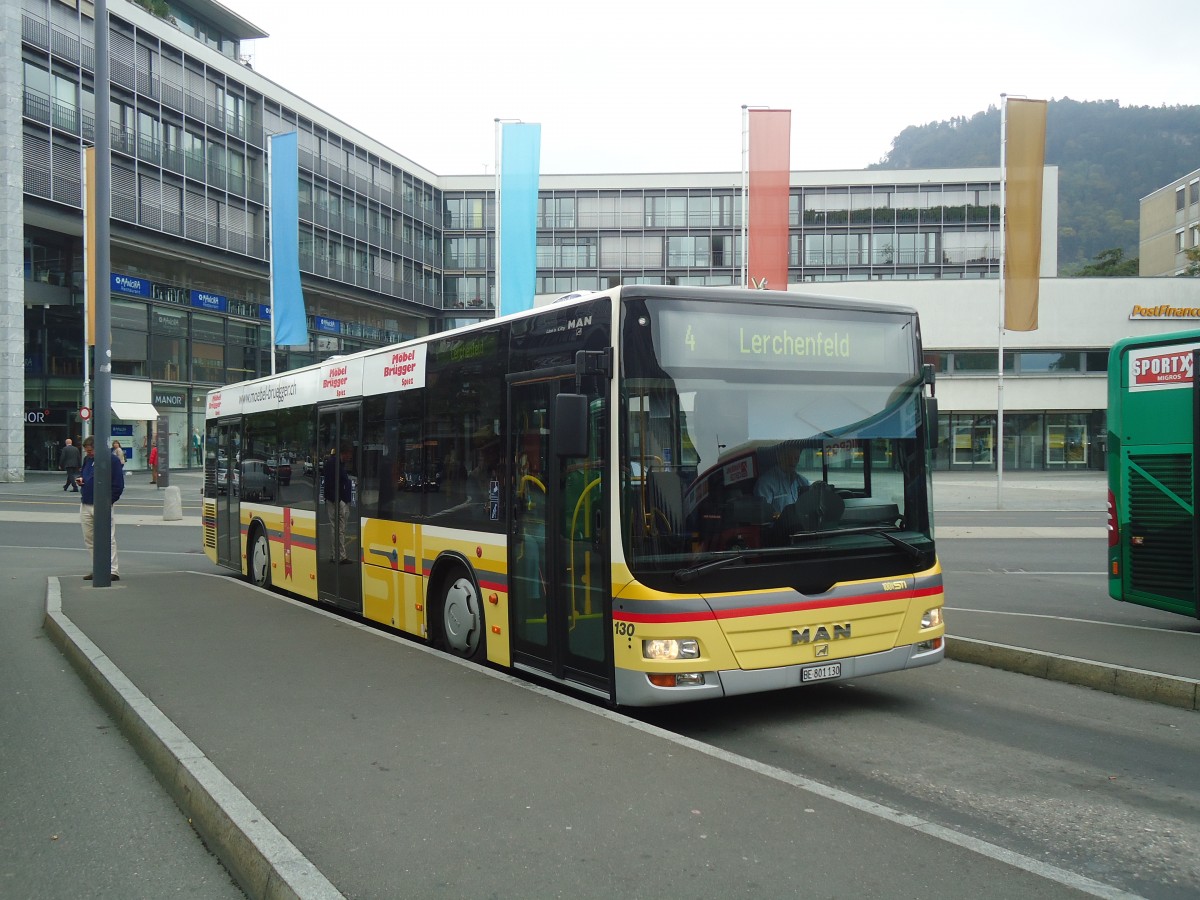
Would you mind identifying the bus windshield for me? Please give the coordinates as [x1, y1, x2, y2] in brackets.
[620, 296, 933, 583]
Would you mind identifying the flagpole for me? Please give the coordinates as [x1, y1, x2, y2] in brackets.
[81, 149, 91, 442]
[997, 93, 1008, 509]
[740, 105, 749, 287]
[267, 136, 276, 374]
[494, 118, 501, 317]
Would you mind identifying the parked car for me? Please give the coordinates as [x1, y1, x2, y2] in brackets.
[239, 459, 275, 501]
[266, 458, 292, 485]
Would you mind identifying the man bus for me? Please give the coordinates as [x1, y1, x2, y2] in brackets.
[203, 285, 944, 706]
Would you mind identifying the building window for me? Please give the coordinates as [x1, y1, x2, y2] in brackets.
[666, 236, 710, 267]
[600, 235, 662, 268]
[537, 197, 575, 229]
[150, 308, 188, 381]
[1015, 351, 1081, 373]
[952, 351, 1015, 373]
[111, 300, 148, 379]
[1177, 187, 1186, 211]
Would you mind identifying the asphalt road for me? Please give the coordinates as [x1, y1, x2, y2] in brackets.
[644, 623, 1200, 900]
[643, 524, 1200, 899]
[4, 471, 1198, 898]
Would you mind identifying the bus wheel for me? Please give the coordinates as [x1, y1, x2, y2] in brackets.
[439, 570, 485, 661]
[248, 525, 272, 589]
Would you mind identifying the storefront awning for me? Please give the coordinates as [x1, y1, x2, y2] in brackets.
[111, 401, 161, 422]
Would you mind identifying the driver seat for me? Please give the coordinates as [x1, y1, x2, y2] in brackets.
[774, 481, 844, 540]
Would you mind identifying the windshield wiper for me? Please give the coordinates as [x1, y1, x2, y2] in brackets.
[673, 528, 928, 583]
[674, 553, 748, 584]
[785, 526, 927, 561]
[672, 544, 824, 583]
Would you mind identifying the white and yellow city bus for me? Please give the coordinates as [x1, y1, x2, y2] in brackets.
[202, 285, 944, 706]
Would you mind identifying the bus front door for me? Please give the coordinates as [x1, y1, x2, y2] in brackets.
[316, 406, 362, 613]
[509, 376, 610, 697]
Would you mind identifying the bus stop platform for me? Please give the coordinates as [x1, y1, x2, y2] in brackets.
[43, 567, 1186, 900]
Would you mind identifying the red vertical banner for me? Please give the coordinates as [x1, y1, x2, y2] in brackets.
[748, 109, 791, 290]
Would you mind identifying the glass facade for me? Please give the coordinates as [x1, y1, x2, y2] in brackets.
[935, 410, 1107, 471]
[17, 1, 1091, 473]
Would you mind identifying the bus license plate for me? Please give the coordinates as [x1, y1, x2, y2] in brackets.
[801, 662, 841, 683]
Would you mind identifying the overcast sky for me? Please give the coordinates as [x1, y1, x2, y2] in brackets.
[226, 0, 1194, 176]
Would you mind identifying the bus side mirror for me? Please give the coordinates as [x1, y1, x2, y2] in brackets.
[555, 393, 588, 458]
[925, 397, 939, 451]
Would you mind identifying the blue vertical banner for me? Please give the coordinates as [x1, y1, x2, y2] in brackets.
[269, 132, 308, 345]
[499, 123, 541, 316]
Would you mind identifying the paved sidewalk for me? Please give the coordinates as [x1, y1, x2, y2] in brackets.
[933, 469, 1107, 511]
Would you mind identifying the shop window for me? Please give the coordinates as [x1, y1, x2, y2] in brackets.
[112, 329, 148, 378]
[150, 334, 187, 382]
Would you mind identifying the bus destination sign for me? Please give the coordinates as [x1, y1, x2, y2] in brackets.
[654, 308, 911, 375]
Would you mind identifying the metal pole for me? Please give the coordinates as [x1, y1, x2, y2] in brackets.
[997, 94, 1007, 510]
[92, 0, 114, 586]
[494, 118, 501, 317]
[267, 136, 276, 373]
[741, 105, 749, 288]
[81, 149, 90, 441]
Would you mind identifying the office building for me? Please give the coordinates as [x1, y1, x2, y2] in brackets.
[8, 0, 1179, 477]
[1140, 167, 1200, 276]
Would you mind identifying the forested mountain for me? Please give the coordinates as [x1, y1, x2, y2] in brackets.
[870, 99, 1200, 273]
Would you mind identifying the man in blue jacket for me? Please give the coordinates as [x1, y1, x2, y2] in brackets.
[78, 435, 125, 581]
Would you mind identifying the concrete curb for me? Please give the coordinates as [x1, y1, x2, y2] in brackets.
[42, 577, 344, 900]
[947, 636, 1200, 711]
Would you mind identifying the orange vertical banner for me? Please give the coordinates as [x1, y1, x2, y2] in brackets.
[1004, 98, 1046, 331]
[85, 146, 97, 346]
[748, 109, 791, 291]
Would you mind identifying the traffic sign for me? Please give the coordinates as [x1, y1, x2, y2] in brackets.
[79, 406, 91, 421]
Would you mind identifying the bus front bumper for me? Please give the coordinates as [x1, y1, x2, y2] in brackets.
[614, 639, 945, 707]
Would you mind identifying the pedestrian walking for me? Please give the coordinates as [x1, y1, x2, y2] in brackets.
[111, 439, 126, 464]
[149, 441, 159, 484]
[78, 435, 125, 581]
[58, 438, 81, 492]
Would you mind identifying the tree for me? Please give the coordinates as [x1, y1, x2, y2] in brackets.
[1072, 247, 1139, 277]
[1183, 246, 1200, 277]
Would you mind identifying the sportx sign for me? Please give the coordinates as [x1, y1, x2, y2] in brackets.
[1128, 342, 1199, 391]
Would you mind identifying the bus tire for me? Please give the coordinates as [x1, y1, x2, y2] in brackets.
[436, 567, 486, 662]
[247, 523, 272, 589]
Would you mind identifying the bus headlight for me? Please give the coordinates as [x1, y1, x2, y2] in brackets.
[920, 607, 943, 629]
[642, 638, 700, 660]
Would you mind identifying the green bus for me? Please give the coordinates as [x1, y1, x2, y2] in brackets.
[1107, 328, 1200, 617]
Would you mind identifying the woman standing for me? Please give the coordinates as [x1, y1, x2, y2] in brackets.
[111, 440, 126, 464]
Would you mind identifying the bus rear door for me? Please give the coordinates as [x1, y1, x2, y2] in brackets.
[317, 405, 363, 613]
